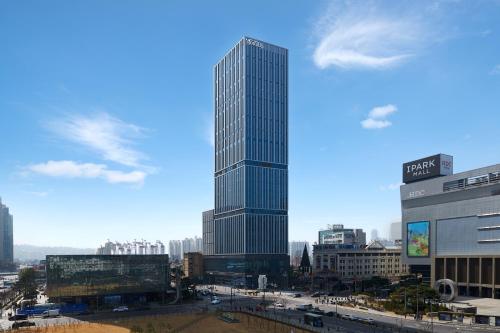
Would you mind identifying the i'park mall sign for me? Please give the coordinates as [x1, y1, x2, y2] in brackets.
[403, 154, 453, 184]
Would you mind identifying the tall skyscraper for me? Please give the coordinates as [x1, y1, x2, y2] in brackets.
[203, 37, 289, 287]
[289, 241, 310, 267]
[389, 222, 402, 242]
[168, 240, 182, 262]
[0, 198, 14, 267]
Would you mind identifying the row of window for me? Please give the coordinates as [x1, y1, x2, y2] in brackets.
[443, 172, 500, 192]
[215, 166, 287, 214]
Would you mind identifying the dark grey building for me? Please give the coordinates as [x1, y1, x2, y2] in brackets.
[401, 155, 500, 298]
[0, 198, 14, 267]
[203, 37, 289, 287]
[46, 255, 170, 304]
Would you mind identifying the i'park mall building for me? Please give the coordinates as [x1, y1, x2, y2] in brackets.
[401, 154, 500, 299]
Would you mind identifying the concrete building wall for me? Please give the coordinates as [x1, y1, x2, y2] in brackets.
[183, 252, 204, 279]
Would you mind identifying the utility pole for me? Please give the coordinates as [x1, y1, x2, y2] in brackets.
[430, 299, 434, 333]
[230, 286, 233, 310]
[404, 288, 407, 317]
[416, 283, 419, 320]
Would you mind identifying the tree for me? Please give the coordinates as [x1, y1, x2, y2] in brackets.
[384, 283, 440, 315]
[299, 245, 311, 274]
[15, 268, 37, 299]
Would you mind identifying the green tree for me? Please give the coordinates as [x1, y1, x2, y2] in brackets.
[15, 268, 37, 299]
[385, 284, 439, 315]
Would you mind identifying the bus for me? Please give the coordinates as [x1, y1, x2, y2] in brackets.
[304, 313, 323, 327]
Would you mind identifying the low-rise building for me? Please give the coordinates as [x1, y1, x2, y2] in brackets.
[313, 240, 408, 289]
[183, 252, 203, 280]
[318, 224, 366, 246]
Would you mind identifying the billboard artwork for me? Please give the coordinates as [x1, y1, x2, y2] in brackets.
[407, 221, 430, 257]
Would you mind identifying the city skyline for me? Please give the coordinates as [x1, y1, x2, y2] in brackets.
[2, 0, 500, 247]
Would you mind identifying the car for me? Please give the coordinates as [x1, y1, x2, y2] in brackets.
[360, 318, 375, 325]
[8, 314, 28, 321]
[274, 302, 284, 308]
[310, 308, 325, 315]
[211, 299, 221, 305]
[325, 311, 335, 317]
[42, 309, 60, 318]
[112, 306, 129, 312]
[340, 314, 352, 320]
[311, 292, 321, 297]
[12, 321, 36, 329]
[292, 293, 302, 298]
[296, 304, 313, 311]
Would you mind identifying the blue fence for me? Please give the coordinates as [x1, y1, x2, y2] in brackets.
[17, 303, 88, 316]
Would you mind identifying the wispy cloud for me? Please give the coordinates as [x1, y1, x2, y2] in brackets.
[312, 1, 441, 70]
[361, 104, 397, 129]
[25, 191, 50, 197]
[28, 161, 146, 185]
[203, 113, 215, 147]
[379, 182, 403, 191]
[490, 64, 500, 75]
[27, 112, 154, 186]
[46, 112, 148, 168]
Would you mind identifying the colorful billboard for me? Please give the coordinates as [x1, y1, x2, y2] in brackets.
[407, 221, 430, 257]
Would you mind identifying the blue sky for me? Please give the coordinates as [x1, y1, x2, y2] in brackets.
[1, 0, 500, 248]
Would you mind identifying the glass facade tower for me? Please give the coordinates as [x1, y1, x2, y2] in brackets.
[0, 198, 14, 268]
[203, 37, 289, 287]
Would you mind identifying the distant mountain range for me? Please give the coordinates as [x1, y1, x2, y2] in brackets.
[14, 244, 95, 262]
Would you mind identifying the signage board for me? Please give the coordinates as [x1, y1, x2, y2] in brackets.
[403, 154, 453, 184]
[258, 275, 267, 290]
[407, 221, 430, 257]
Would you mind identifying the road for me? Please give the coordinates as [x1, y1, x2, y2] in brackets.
[1, 287, 498, 333]
[208, 285, 500, 333]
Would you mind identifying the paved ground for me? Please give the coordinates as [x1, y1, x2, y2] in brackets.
[1, 286, 498, 333]
[208, 285, 500, 333]
[453, 297, 500, 316]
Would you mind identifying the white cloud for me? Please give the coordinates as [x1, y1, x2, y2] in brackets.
[361, 118, 392, 129]
[27, 160, 146, 185]
[379, 182, 403, 191]
[47, 112, 148, 168]
[203, 114, 215, 147]
[25, 191, 50, 197]
[361, 104, 398, 129]
[312, 1, 435, 70]
[368, 104, 397, 119]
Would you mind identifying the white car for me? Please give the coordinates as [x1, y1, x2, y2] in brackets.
[211, 298, 221, 305]
[274, 302, 284, 308]
[113, 306, 129, 312]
